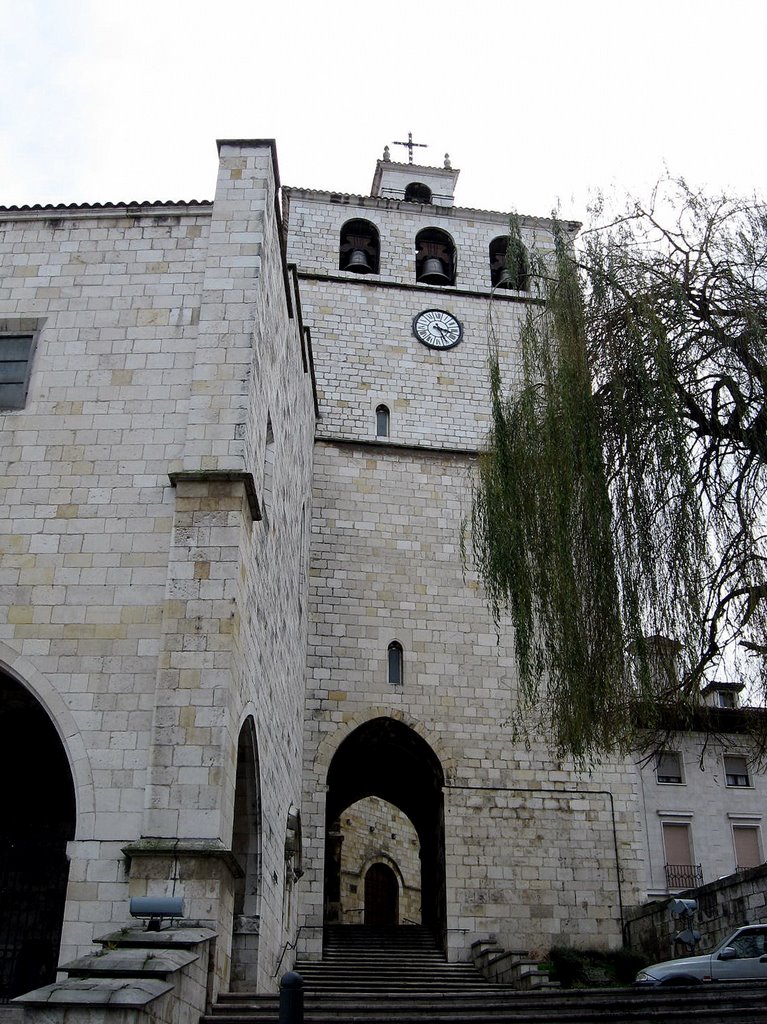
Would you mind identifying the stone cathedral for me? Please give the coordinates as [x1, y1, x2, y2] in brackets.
[0, 139, 763, 1019]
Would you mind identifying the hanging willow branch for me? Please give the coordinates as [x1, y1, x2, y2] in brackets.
[470, 185, 767, 763]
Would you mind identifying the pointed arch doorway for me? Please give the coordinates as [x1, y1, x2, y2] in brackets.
[324, 717, 446, 943]
[0, 671, 76, 1001]
[230, 718, 262, 991]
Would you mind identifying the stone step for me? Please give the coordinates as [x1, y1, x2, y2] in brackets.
[309, 955, 453, 965]
[207, 982, 767, 1024]
[294, 963, 482, 974]
[204, 1007, 767, 1024]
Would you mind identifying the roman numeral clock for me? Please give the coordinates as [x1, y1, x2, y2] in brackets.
[412, 309, 463, 349]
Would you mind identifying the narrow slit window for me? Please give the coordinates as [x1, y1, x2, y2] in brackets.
[262, 414, 274, 524]
[387, 641, 403, 687]
[376, 405, 390, 438]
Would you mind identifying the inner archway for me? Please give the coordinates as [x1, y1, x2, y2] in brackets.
[338, 797, 420, 925]
[0, 671, 75, 1002]
[324, 717, 446, 942]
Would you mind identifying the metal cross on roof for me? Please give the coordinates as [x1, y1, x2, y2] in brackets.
[392, 132, 427, 164]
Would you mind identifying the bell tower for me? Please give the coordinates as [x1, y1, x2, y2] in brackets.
[370, 145, 459, 207]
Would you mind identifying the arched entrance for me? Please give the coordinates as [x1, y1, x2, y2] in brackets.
[324, 717, 446, 942]
[364, 863, 399, 926]
[0, 671, 75, 1001]
[230, 718, 262, 991]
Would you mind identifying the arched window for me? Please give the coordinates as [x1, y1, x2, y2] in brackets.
[489, 235, 529, 290]
[376, 404, 390, 438]
[404, 182, 432, 204]
[387, 641, 403, 686]
[415, 228, 456, 286]
[339, 219, 380, 275]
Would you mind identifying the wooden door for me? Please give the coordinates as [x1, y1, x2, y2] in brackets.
[364, 863, 399, 926]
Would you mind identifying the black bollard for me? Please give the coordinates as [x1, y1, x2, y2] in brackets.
[278, 971, 304, 1024]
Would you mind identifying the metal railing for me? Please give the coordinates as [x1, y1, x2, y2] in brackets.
[273, 926, 303, 979]
[664, 863, 703, 889]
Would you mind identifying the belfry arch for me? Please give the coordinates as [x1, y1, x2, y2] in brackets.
[0, 670, 76, 1001]
[324, 717, 446, 942]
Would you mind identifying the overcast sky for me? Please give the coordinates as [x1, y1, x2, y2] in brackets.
[1, 0, 764, 221]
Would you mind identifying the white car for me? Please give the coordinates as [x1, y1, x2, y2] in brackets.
[635, 924, 767, 985]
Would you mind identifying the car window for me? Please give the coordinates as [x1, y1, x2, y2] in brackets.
[729, 932, 766, 958]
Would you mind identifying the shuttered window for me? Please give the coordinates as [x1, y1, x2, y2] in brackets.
[0, 335, 34, 408]
[663, 822, 693, 865]
[657, 751, 683, 784]
[724, 755, 750, 787]
[733, 826, 762, 870]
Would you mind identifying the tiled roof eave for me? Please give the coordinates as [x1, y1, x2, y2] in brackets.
[282, 185, 579, 233]
[0, 198, 212, 218]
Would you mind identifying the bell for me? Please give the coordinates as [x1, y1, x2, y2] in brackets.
[418, 257, 450, 285]
[495, 268, 512, 288]
[343, 249, 373, 274]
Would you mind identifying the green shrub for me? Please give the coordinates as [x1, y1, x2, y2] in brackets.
[547, 945, 649, 988]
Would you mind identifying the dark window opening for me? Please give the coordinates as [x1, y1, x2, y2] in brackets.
[405, 182, 432, 204]
[415, 228, 455, 286]
[0, 335, 35, 409]
[261, 414, 275, 526]
[388, 641, 403, 686]
[376, 405, 390, 438]
[340, 219, 380, 275]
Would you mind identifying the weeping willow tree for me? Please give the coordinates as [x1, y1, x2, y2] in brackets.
[470, 184, 767, 763]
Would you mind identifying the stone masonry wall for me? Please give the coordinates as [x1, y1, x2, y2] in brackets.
[0, 141, 315, 993]
[0, 201, 211, 963]
[301, 441, 644, 960]
[290, 178, 643, 960]
[625, 864, 767, 963]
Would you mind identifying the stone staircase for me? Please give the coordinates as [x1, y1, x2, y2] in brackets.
[203, 925, 767, 1023]
[296, 925, 488, 994]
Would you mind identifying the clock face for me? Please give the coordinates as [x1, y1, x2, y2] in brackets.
[412, 309, 463, 349]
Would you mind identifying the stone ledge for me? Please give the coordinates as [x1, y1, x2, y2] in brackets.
[63, 948, 199, 977]
[122, 838, 245, 879]
[168, 471, 261, 522]
[95, 927, 217, 950]
[14, 978, 173, 1008]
